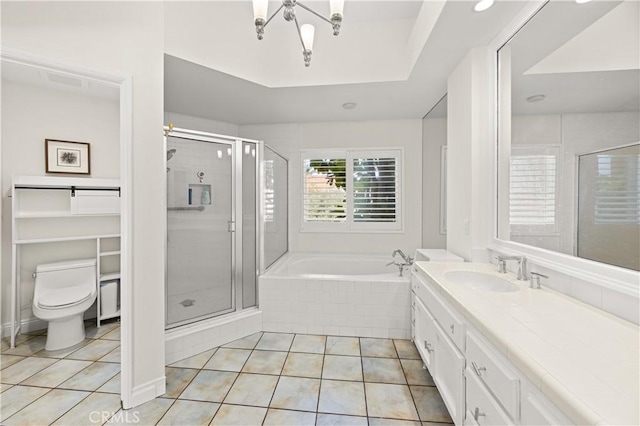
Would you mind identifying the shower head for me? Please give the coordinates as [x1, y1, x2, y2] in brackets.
[167, 148, 177, 161]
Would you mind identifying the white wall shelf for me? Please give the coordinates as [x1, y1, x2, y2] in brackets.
[9, 176, 121, 348]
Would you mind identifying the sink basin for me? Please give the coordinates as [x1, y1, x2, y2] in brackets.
[445, 271, 519, 293]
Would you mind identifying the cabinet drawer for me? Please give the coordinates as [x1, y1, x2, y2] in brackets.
[521, 393, 568, 426]
[465, 367, 512, 426]
[466, 332, 520, 419]
[414, 296, 437, 370]
[434, 321, 465, 426]
[413, 271, 465, 351]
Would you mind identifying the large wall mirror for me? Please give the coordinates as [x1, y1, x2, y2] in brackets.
[497, 0, 639, 271]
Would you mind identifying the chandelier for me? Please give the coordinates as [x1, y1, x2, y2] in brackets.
[252, 0, 345, 67]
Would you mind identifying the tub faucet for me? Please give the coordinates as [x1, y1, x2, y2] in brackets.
[392, 249, 413, 265]
[497, 255, 528, 281]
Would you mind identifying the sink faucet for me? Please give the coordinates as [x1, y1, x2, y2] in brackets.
[496, 255, 528, 281]
[387, 249, 414, 277]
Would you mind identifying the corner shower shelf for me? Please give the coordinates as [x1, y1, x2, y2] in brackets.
[9, 176, 122, 348]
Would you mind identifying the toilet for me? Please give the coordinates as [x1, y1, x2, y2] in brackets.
[32, 259, 97, 351]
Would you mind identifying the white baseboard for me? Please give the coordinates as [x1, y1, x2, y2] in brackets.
[126, 376, 166, 410]
[1, 317, 47, 339]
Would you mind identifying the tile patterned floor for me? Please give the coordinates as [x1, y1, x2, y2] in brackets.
[2, 328, 454, 425]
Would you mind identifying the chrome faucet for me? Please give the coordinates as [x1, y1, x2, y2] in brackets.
[529, 272, 548, 289]
[496, 255, 528, 281]
[387, 249, 414, 277]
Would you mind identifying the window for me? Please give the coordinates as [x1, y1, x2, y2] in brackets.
[594, 152, 640, 224]
[509, 146, 559, 234]
[302, 149, 402, 231]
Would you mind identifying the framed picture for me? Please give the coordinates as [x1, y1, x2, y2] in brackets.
[45, 139, 91, 175]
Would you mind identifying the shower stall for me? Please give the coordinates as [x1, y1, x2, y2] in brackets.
[164, 127, 287, 328]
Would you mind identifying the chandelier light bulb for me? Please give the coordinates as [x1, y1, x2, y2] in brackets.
[301, 24, 315, 52]
[330, 0, 345, 17]
[253, 0, 269, 21]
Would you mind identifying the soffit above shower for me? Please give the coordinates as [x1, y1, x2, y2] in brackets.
[164, 0, 528, 124]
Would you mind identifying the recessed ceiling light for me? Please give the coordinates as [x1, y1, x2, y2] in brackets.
[526, 94, 546, 103]
[342, 102, 357, 110]
[575, 0, 592, 3]
[474, 0, 494, 12]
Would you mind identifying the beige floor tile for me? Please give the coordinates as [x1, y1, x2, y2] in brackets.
[290, 334, 326, 354]
[368, 419, 422, 426]
[101, 327, 121, 341]
[21, 359, 92, 388]
[169, 348, 217, 369]
[263, 408, 316, 426]
[255, 332, 294, 351]
[204, 348, 252, 372]
[210, 404, 267, 425]
[179, 370, 237, 402]
[157, 399, 219, 425]
[224, 373, 278, 407]
[58, 361, 120, 391]
[318, 379, 366, 416]
[2, 336, 47, 356]
[52, 392, 121, 426]
[322, 355, 363, 381]
[164, 367, 198, 398]
[97, 372, 121, 394]
[0, 356, 57, 384]
[242, 350, 287, 375]
[394, 340, 421, 360]
[34, 339, 92, 359]
[325, 336, 360, 356]
[99, 346, 122, 363]
[223, 332, 263, 350]
[282, 352, 324, 378]
[270, 376, 320, 412]
[361, 338, 398, 358]
[4, 388, 89, 426]
[366, 383, 419, 421]
[362, 357, 406, 384]
[0, 384, 12, 392]
[317, 413, 369, 426]
[1, 355, 26, 370]
[106, 397, 173, 425]
[66, 339, 120, 361]
[409, 385, 452, 423]
[85, 321, 120, 339]
[400, 359, 435, 386]
[0, 385, 50, 422]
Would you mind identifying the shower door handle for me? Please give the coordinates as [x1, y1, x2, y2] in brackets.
[228, 221, 236, 233]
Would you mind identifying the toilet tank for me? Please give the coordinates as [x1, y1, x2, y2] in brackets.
[35, 259, 97, 290]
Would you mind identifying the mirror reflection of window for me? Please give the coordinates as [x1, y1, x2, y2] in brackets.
[498, 0, 640, 270]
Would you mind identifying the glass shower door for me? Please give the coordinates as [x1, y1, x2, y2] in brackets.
[166, 135, 234, 326]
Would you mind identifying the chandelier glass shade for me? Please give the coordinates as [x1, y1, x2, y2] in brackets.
[252, 0, 345, 67]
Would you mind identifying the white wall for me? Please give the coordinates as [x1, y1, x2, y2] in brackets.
[2, 1, 166, 406]
[1, 80, 120, 325]
[164, 111, 239, 138]
[422, 115, 446, 249]
[240, 120, 423, 256]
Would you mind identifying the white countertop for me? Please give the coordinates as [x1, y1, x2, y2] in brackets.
[414, 261, 639, 426]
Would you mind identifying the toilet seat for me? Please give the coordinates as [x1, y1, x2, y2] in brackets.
[37, 286, 92, 310]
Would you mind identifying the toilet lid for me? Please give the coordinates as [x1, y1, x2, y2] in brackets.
[38, 286, 93, 309]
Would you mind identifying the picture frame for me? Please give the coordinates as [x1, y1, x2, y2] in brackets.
[45, 139, 91, 175]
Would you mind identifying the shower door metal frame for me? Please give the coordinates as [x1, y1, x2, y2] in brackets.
[163, 127, 262, 329]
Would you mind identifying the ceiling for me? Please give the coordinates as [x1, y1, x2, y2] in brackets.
[164, 0, 529, 125]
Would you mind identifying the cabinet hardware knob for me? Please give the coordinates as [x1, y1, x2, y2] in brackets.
[473, 407, 486, 423]
[450, 324, 455, 334]
[424, 341, 434, 352]
[472, 361, 486, 377]
[412, 319, 415, 325]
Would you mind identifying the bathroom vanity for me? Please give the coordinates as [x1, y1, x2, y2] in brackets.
[411, 262, 638, 426]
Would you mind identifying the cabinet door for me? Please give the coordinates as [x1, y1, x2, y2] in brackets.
[414, 296, 437, 370]
[434, 321, 465, 426]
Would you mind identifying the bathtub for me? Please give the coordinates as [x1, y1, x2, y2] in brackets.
[259, 253, 411, 339]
